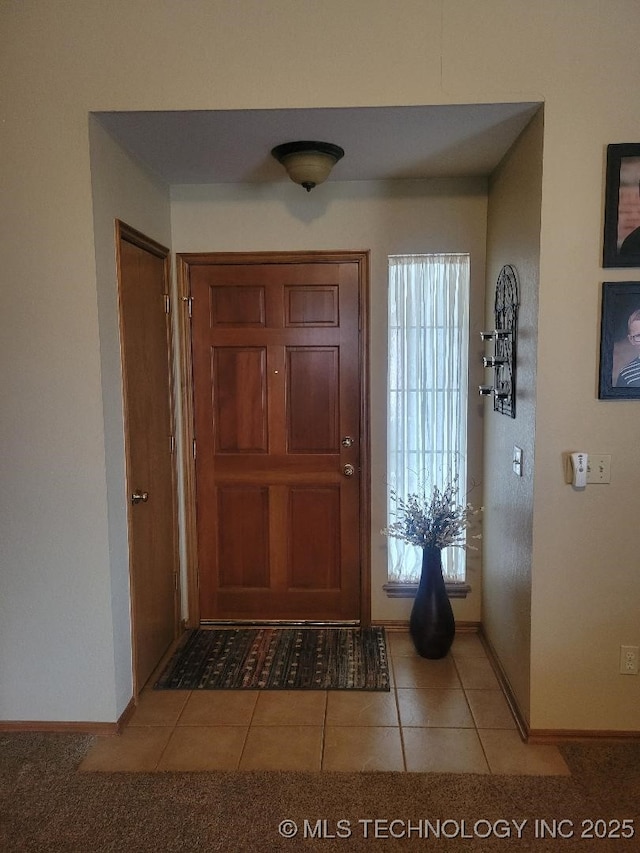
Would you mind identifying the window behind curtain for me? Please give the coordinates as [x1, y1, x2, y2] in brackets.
[387, 253, 470, 583]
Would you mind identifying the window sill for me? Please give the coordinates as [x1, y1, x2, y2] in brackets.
[383, 582, 471, 600]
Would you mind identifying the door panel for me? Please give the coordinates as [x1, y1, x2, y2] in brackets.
[190, 258, 362, 622]
[213, 347, 268, 452]
[211, 285, 266, 327]
[288, 487, 341, 589]
[117, 223, 179, 692]
[287, 347, 339, 452]
[217, 486, 270, 588]
[285, 285, 338, 326]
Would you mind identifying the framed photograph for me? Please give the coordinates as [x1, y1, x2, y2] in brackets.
[599, 282, 640, 399]
[603, 143, 640, 267]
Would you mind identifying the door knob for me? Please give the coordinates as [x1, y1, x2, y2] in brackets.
[343, 464, 355, 477]
[131, 490, 149, 505]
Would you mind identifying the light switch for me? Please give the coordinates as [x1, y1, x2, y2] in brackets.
[586, 454, 611, 484]
[513, 445, 523, 477]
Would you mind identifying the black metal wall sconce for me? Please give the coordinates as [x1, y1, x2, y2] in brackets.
[479, 264, 519, 418]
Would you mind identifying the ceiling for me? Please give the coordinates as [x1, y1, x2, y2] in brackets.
[95, 103, 541, 187]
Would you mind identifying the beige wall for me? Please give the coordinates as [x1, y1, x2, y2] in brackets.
[483, 109, 544, 724]
[1, 0, 639, 731]
[170, 178, 488, 626]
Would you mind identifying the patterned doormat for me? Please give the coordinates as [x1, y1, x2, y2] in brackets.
[154, 626, 390, 691]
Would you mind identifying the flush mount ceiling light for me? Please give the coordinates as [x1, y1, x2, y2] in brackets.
[271, 140, 345, 192]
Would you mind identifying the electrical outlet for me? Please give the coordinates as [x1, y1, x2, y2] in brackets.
[620, 645, 639, 675]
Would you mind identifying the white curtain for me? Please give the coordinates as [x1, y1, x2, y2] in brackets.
[387, 254, 470, 583]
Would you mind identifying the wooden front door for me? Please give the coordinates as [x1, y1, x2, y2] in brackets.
[117, 222, 179, 693]
[187, 253, 367, 622]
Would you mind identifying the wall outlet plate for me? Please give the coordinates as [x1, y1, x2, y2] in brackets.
[620, 645, 639, 675]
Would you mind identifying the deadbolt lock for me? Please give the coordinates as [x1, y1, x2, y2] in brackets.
[341, 436, 355, 447]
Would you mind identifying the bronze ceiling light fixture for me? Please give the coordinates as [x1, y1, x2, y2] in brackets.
[271, 140, 345, 191]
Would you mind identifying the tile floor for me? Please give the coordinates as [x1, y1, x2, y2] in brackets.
[79, 631, 570, 775]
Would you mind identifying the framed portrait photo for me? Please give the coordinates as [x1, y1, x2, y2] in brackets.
[599, 282, 640, 399]
[603, 143, 640, 268]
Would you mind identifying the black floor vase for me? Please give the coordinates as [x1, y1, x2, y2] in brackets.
[409, 545, 455, 659]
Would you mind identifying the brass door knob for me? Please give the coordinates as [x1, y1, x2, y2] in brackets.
[343, 464, 355, 477]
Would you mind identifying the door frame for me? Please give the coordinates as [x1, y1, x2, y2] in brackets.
[116, 220, 181, 696]
[177, 250, 371, 627]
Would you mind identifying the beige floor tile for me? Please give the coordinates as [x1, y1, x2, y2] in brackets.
[177, 690, 258, 726]
[397, 688, 474, 728]
[78, 726, 173, 772]
[90, 638, 541, 778]
[465, 689, 516, 730]
[157, 726, 248, 771]
[451, 633, 487, 658]
[239, 725, 323, 771]
[393, 655, 461, 689]
[454, 656, 500, 690]
[323, 726, 404, 771]
[387, 631, 418, 657]
[326, 691, 399, 726]
[128, 690, 190, 726]
[403, 727, 490, 774]
[479, 730, 571, 775]
[252, 690, 327, 726]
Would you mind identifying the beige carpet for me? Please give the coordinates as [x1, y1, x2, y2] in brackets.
[1, 733, 639, 851]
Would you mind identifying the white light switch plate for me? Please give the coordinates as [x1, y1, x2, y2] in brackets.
[587, 454, 611, 484]
[563, 453, 612, 484]
[513, 446, 523, 477]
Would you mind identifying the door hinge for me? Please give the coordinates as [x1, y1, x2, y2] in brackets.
[164, 293, 171, 314]
[182, 295, 193, 318]
[169, 434, 175, 454]
[174, 573, 179, 591]
[192, 438, 197, 460]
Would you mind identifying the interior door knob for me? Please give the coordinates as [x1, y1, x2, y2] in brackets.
[343, 464, 355, 477]
[131, 490, 149, 505]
